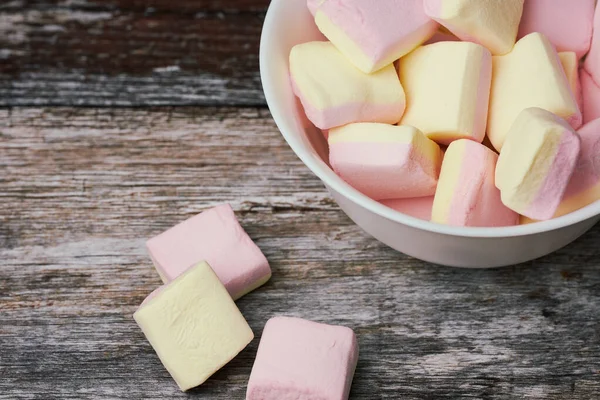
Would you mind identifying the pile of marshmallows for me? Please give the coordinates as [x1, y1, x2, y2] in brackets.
[292, 0, 600, 226]
[134, 204, 359, 397]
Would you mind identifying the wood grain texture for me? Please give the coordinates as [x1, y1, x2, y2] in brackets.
[0, 0, 268, 106]
[1, 108, 600, 399]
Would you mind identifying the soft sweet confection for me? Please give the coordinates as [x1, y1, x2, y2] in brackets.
[518, 0, 595, 59]
[424, 0, 524, 55]
[315, 0, 438, 73]
[380, 196, 434, 221]
[581, 69, 600, 125]
[431, 139, 517, 227]
[555, 119, 600, 217]
[290, 41, 405, 130]
[558, 52, 583, 111]
[146, 204, 271, 300]
[328, 123, 443, 200]
[584, 4, 600, 82]
[496, 108, 581, 221]
[487, 33, 582, 151]
[399, 41, 492, 145]
[246, 317, 358, 400]
[134, 262, 254, 391]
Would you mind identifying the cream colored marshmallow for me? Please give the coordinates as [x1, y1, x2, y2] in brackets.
[399, 41, 492, 145]
[487, 33, 582, 151]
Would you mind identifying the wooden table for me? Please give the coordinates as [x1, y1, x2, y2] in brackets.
[1, 1, 599, 398]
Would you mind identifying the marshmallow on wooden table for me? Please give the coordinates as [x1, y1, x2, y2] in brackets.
[487, 33, 582, 151]
[315, 0, 438, 73]
[134, 262, 254, 391]
[424, 0, 524, 55]
[290, 42, 405, 130]
[558, 52, 583, 112]
[581, 69, 600, 125]
[431, 139, 517, 227]
[496, 108, 581, 221]
[555, 119, 600, 217]
[518, 0, 595, 59]
[328, 123, 443, 200]
[380, 196, 434, 221]
[399, 41, 492, 145]
[146, 204, 271, 300]
[246, 317, 358, 400]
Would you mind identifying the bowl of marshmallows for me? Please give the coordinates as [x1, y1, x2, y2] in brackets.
[260, 0, 600, 267]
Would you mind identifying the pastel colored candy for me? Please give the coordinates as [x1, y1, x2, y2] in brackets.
[307, 0, 326, 16]
[380, 196, 434, 221]
[555, 118, 600, 217]
[246, 317, 358, 400]
[146, 204, 271, 300]
[315, 0, 438, 73]
[581, 68, 600, 125]
[431, 139, 518, 227]
[399, 41, 492, 145]
[518, 0, 595, 59]
[424, 0, 524, 55]
[328, 123, 443, 200]
[495, 108, 581, 221]
[290, 41, 406, 130]
[487, 33, 582, 151]
[584, 4, 600, 82]
[134, 262, 254, 391]
[558, 52, 583, 113]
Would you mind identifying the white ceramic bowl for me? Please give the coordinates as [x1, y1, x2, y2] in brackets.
[259, 0, 600, 267]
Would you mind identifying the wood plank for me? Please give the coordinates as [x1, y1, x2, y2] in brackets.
[1, 107, 600, 399]
[0, 0, 269, 106]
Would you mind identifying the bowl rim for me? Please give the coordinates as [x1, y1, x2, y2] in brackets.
[259, 0, 600, 239]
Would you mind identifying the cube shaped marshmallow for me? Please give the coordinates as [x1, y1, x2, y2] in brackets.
[518, 0, 595, 59]
[146, 204, 271, 300]
[399, 41, 492, 145]
[424, 0, 524, 55]
[558, 52, 583, 112]
[581, 69, 600, 125]
[496, 108, 581, 221]
[431, 139, 517, 227]
[246, 317, 358, 400]
[556, 119, 600, 217]
[290, 41, 406, 130]
[487, 33, 581, 151]
[134, 262, 254, 391]
[328, 123, 443, 200]
[315, 0, 438, 73]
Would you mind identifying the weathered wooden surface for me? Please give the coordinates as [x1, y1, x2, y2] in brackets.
[1, 108, 600, 399]
[0, 0, 268, 106]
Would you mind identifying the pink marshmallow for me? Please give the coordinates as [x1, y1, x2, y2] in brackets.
[518, 0, 595, 59]
[146, 204, 271, 300]
[556, 118, 600, 216]
[328, 123, 443, 200]
[246, 317, 358, 400]
[315, 0, 438, 73]
[581, 68, 600, 125]
[380, 196, 434, 221]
